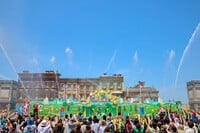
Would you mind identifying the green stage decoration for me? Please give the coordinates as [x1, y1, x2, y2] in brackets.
[28, 90, 181, 118]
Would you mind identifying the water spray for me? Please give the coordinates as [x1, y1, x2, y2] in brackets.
[50, 56, 59, 89]
[0, 43, 32, 100]
[174, 23, 200, 89]
[105, 50, 117, 73]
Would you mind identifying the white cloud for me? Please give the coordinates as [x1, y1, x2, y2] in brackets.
[50, 56, 56, 64]
[65, 48, 72, 55]
[65, 47, 73, 65]
[133, 51, 138, 64]
[168, 49, 175, 63]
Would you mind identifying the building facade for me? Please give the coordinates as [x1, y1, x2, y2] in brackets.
[0, 80, 18, 110]
[59, 73, 124, 100]
[187, 80, 200, 111]
[18, 70, 60, 103]
[17, 70, 159, 103]
[123, 82, 159, 102]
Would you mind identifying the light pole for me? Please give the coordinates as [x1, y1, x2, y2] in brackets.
[139, 85, 142, 103]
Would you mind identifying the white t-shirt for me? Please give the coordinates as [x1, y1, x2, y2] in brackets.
[81, 124, 86, 133]
[64, 121, 70, 133]
[37, 125, 50, 133]
[91, 123, 100, 133]
[99, 126, 106, 133]
[185, 128, 195, 133]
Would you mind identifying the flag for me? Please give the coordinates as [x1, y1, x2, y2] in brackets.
[140, 107, 144, 116]
[24, 100, 29, 115]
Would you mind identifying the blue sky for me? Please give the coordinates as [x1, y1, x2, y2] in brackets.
[0, 0, 200, 103]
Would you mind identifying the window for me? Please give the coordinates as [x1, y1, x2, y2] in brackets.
[35, 93, 38, 99]
[102, 82, 106, 89]
[195, 89, 200, 98]
[118, 82, 121, 89]
[0, 87, 10, 98]
[114, 82, 117, 90]
[110, 82, 113, 89]
[99, 82, 102, 88]
[35, 82, 40, 88]
[45, 82, 49, 88]
[188, 90, 193, 99]
[12, 90, 17, 99]
[80, 85, 84, 90]
[70, 84, 74, 89]
[26, 81, 30, 88]
[60, 83, 64, 90]
[89, 85, 93, 91]
[52, 82, 55, 88]
[67, 84, 71, 89]
[74, 84, 77, 89]
[40, 81, 44, 88]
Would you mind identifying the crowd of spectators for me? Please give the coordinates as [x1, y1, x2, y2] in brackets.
[0, 107, 200, 133]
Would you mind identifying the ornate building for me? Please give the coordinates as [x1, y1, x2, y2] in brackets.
[59, 73, 124, 100]
[17, 71, 123, 102]
[0, 80, 18, 110]
[17, 70, 159, 103]
[187, 80, 200, 111]
[18, 70, 60, 103]
[123, 81, 159, 102]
